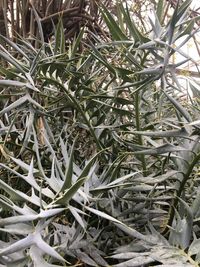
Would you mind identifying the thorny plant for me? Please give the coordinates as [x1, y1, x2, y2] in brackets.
[1, 0, 200, 266]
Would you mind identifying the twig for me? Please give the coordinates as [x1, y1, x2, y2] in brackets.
[41, 7, 79, 23]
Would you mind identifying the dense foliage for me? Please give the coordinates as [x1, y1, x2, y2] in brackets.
[1, 0, 200, 266]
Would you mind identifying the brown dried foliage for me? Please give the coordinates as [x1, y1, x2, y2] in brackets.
[0, 0, 115, 43]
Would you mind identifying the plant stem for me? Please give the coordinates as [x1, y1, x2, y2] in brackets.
[135, 91, 147, 176]
[43, 77, 104, 152]
[163, 151, 200, 235]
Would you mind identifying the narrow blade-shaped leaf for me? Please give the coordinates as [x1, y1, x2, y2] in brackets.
[54, 177, 86, 205]
[59, 138, 77, 193]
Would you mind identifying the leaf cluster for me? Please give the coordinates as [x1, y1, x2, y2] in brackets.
[1, 0, 200, 266]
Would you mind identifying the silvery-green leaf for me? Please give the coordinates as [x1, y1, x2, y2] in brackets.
[33, 233, 65, 262]
[130, 127, 188, 138]
[0, 208, 65, 226]
[0, 51, 27, 73]
[0, 195, 33, 215]
[188, 238, 200, 258]
[6, 257, 29, 267]
[112, 257, 154, 267]
[137, 64, 164, 75]
[48, 157, 62, 193]
[59, 137, 69, 166]
[0, 161, 54, 199]
[0, 95, 28, 116]
[0, 223, 33, 235]
[59, 137, 77, 193]
[85, 206, 154, 243]
[111, 252, 147, 259]
[189, 120, 200, 126]
[0, 80, 36, 91]
[164, 91, 192, 122]
[0, 179, 28, 202]
[0, 34, 29, 60]
[54, 177, 87, 205]
[91, 173, 138, 192]
[132, 143, 187, 155]
[134, 170, 179, 184]
[0, 235, 33, 256]
[10, 157, 39, 173]
[68, 206, 86, 229]
[75, 250, 97, 267]
[30, 245, 64, 267]
[19, 110, 35, 154]
[43, 135, 65, 181]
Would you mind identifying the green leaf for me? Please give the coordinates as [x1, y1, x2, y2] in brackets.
[0, 179, 28, 202]
[131, 143, 187, 155]
[156, 0, 164, 23]
[91, 173, 138, 193]
[100, 4, 128, 41]
[176, 19, 195, 40]
[30, 3, 44, 44]
[119, 2, 149, 43]
[164, 91, 192, 122]
[54, 177, 87, 205]
[129, 127, 189, 138]
[0, 51, 27, 73]
[70, 27, 85, 58]
[167, 0, 192, 44]
[59, 137, 77, 193]
[0, 34, 29, 60]
[177, 0, 192, 21]
[54, 18, 65, 54]
[29, 45, 43, 75]
[78, 150, 104, 180]
[90, 45, 116, 75]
